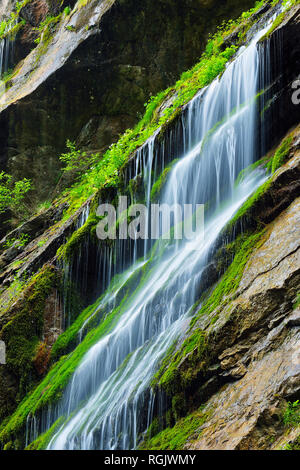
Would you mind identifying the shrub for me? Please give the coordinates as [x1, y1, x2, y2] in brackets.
[0, 172, 31, 215]
[283, 401, 300, 427]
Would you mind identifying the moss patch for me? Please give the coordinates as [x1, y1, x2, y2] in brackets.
[152, 229, 265, 399]
[57, 214, 100, 261]
[25, 416, 64, 450]
[269, 136, 293, 174]
[150, 160, 179, 202]
[155, 330, 208, 396]
[0, 265, 60, 400]
[283, 401, 300, 427]
[0, 260, 147, 446]
[140, 405, 209, 450]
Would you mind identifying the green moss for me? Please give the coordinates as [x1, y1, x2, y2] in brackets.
[293, 293, 300, 310]
[228, 179, 272, 230]
[281, 435, 300, 451]
[153, 229, 265, 397]
[0, 260, 147, 445]
[0, 265, 60, 403]
[260, 12, 286, 41]
[140, 405, 209, 450]
[25, 416, 64, 450]
[150, 160, 178, 202]
[228, 134, 293, 230]
[57, 214, 100, 261]
[77, 0, 92, 8]
[0, 0, 31, 40]
[260, 0, 298, 42]
[158, 108, 182, 141]
[50, 298, 103, 360]
[283, 401, 300, 427]
[280, 401, 300, 448]
[235, 156, 268, 186]
[193, 230, 265, 324]
[153, 330, 208, 396]
[269, 136, 293, 174]
[0, 20, 26, 40]
[34, 13, 63, 63]
[141, 89, 173, 129]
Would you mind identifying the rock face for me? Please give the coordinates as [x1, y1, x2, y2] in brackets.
[0, 263, 63, 423]
[261, 4, 300, 152]
[187, 197, 300, 450]
[0, 0, 299, 451]
[0, 0, 257, 211]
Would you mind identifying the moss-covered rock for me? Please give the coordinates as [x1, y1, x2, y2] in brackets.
[0, 264, 61, 425]
[57, 214, 100, 261]
[140, 405, 210, 450]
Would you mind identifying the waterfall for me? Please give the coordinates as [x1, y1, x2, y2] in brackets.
[0, 17, 17, 80]
[25, 18, 276, 450]
[0, 37, 10, 79]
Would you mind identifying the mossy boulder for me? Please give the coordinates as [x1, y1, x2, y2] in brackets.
[0, 264, 62, 424]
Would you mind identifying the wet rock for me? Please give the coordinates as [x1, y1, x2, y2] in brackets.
[184, 195, 300, 449]
[261, 4, 300, 153]
[287, 310, 300, 328]
[19, 0, 48, 27]
[268, 313, 287, 330]
[0, 198, 90, 288]
[195, 261, 218, 297]
[0, 201, 67, 253]
[220, 363, 248, 380]
[239, 196, 300, 294]
[188, 327, 300, 450]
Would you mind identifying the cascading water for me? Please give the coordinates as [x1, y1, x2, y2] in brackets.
[0, 18, 16, 80]
[25, 17, 277, 450]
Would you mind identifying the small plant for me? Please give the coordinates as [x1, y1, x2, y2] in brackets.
[36, 15, 60, 34]
[37, 200, 51, 213]
[63, 6, 71, 16]
[17, 234, 30, 248]
[1, 68, 15, 83]
[267, 135, 293, 173]
[294, 293, 300, 310]
[0, 0, 30, 40]
[37, 239, 48, 248]
[78, 0, 90, 7]
[12, 259, 26, 269]
[4, 234, 30, 250]
[283, 401, 300, 427]
[59, 140, 98, 174]
[33, 12, 62, 50]
[0, 172, 32, 216]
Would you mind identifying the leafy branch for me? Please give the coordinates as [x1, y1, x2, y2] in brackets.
[0, 172, 32, 215]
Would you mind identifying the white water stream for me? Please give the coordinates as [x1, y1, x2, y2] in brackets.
[26, 19, 276, 450]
